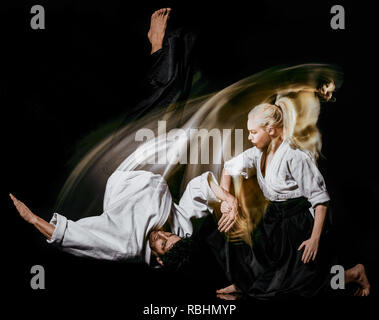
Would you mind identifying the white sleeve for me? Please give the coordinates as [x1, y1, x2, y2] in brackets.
[178, 171, 221, 218]
[289, 151, 330, 208]
[46, 212, 138, 261]
[223, 147, 258, 179]
[46, 170, 174, 265]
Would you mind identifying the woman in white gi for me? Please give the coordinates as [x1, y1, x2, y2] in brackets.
[215, 93, 371, 297]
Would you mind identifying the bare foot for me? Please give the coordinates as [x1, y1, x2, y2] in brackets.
[216, 284, 241, 294]
[349, 264, 371, 296]
[216, 293, 240, 301]
[147, 8, 171, 54]
[9, 193, 37, 224]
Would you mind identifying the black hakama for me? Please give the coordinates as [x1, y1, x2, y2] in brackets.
[213, 197, 336, 299]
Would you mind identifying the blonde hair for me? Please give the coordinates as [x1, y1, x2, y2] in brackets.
[248, 102, 284, 131]
[247, 93, 324, 160]
[228, 87, 335, 243]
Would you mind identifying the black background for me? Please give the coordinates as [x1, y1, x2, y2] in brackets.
[2, 0, 378, 317]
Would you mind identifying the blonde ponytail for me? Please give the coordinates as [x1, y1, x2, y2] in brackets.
[274, 96, 297, 145]
[252, 92, 326, 160]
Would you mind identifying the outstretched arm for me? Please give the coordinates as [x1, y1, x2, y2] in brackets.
[208, 175, 236, 204]
[10, 192, 145, 261]
[10, 194, 54, 240]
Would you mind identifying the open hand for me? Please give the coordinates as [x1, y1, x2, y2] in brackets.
[9, 193, 37, 224]
[220, 200, 232, 215]
[298, 237, 319, 263]
[218, 197, 239, 233]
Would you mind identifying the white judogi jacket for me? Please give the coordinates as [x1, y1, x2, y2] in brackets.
[224, 140, 330, 216]
[47, 170, 220, 264]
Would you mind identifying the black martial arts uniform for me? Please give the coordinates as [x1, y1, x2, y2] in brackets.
[193, 198, 338, 300]
[128, 27, 197, 122]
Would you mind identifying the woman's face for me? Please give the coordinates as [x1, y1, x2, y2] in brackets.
[247, 117, 271, 149]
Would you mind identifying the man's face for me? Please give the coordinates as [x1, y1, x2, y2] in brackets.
[149, 230, 181, 257]
[247, 117, 271, 149]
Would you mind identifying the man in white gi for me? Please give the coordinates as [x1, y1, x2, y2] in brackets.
[10, 169, 237, 266]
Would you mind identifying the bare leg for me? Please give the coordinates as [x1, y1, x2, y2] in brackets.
[147, 8, 171, 54]
[10, 193, 54, 240]
[345, 264, 370, 296]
